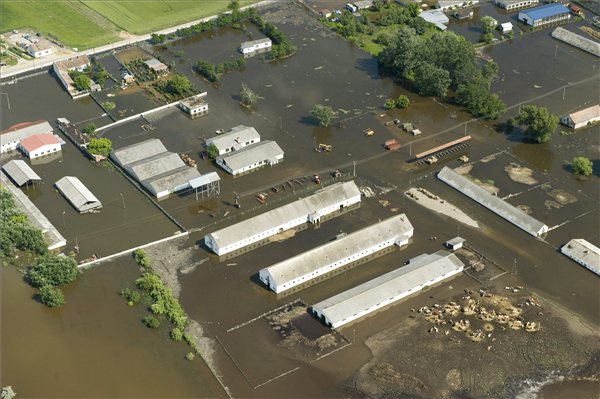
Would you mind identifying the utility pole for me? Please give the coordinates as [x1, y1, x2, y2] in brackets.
[512, 258, 517, 276]
[233, 192, 240, 208]
[562, 87, 566, 101]
[353, 160, 356, 177]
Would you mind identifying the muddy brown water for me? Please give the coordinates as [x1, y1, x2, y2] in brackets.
[0, 260, 225, 398]
[1, 1, 599, 397]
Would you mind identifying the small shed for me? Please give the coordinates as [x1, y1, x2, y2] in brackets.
[320, 9, 332, 18]
[1, 160, 41, 187]
[410, 129, 422, 136]
[55, 176, 102, 213]
[445, 237, 466, 251]
[144, 58, 169, 75]
[499, 22, 513, 33]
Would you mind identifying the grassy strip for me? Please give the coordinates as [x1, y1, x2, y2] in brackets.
[125, 249, 199, 359]
[0, 0, 120, 49]
[81, 0, 255, 35]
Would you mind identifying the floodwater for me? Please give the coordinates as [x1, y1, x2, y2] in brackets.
[0, 260, 225, 398]
[2, 1, 599, 397]
[447, 2, 517, 44]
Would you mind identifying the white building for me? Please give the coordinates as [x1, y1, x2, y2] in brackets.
[518, 3, 571, 27]
[499, 22, 514, 33]
[436, 0, 479, 11]
[345, 3, 358, 13]
[494, 0, 538, 11]
[53, 56, 91, 98]
[353, 0, 374, 10]
[419, 9, 450, 31]
[27, 42, 55, 58]
[205, 125, 260, 156]
[259, 214, 414, 294]
[445, 237, 466, 251]
[240, 38, 272, 56]
[560, 105, 600, 130]
[19, 133, 62, 159]
[561, 239, 600, 276]
[438, 166, 549, 237]
[1, 120, 53, 154]
[55, 176, 102, 213]
[204, 181, 362, 257]
[216, 140, 284, 176]
[312, 251, 464, 328]
[179, 92, 208, 117]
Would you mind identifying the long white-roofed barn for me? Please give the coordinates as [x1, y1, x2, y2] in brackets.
[204, 181, 362, 258]
[259, 214, 414, 295]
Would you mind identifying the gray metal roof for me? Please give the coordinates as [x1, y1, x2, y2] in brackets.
[561, 239, 600, 275]
[217, 140, 283, 172]
[206, 125, 260, 152]
[144, 58, 168, 70]
[207, 181, 361, 249]
[438, 167, 548, 237]
[552, 28, 600, 58]
[127, 152, 186, 181]
[262, 214, 414, 288]
[312, 251, 464, 327]
[142, 166, 201, 196]
[420, 9, 449, 25]
[189, 172, 220, 189]
[1, 121, 53, 147]
[240, 38, 272, 50]
[55, 176, 102, 212]
[111, 139, 167, 166]
[2, 160, 41, 186]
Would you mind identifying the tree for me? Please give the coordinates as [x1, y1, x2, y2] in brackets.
[72, 74, 91, 91]
[1, 386, 16, 399]
[171, 327, 183, 341]
[571, 157, 593, 176]
[240, 82, 262, 106]
[482, 33, 493, 45]
[480, 16, 496, 34]
[38, 285, 65, 308]
[143, 315, 160, 329]
[456, 78, 505, 119]
[515, 105, 559, 143]
[310, 104, 334, 127]
[413, 62, 451, 97]
[26, 254, 79, 288]
[82, 123, 96, 135]
[165, 74, 191, 96]
[384, 98, 396, 110]
[227, 0, 240, 12]
[396, 94, 410, 109]
[207, 144, 219, 160]
[133, 249, 150, 268]
[87, 138, 112, 157]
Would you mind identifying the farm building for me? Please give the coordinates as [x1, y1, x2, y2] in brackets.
[354, 0, 374, 10]
[19, 133, 62, 159]
[179, 92, 208, 117]
[311, 250, 464, 328]
[53, 56, 91, 98]
[499, 22, 514, 33]
[27, 42, 54, 58]
[205, 125, 260, 156]
[0, 173, 66, 251]
[560, 105, 600, 129]
[419, 10, 449, 30]
[552, 27, 600, 58]
[204, 181, 362, 257]
[144, 58, 169, 75]
[518, 4, 571, 27]
[438, 166, 548, 237]
[110, 138, 201, 199]
[240, 38, 272, 57]
[259, 214, 414, 295]
[1, 160, 41, 187]
[436, 0, 478, 11]
[1, 120, 53, 154]
[445, 237, 466, 251]
[561, 239, 600, 276]
[494, 0, 538, 11]
[216, 140, 284, 176]
[55, 176, 102, 213]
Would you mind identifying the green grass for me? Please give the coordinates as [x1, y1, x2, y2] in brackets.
[0, 1, 121, 49]
[81, 0, 255, 34]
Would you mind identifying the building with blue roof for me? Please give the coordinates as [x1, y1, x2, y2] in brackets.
[518, 3, 571, 27]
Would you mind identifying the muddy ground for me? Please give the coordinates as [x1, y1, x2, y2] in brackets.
[353, 285, 600, 399]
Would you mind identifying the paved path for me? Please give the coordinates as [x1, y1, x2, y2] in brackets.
[0, 0, 276, 79]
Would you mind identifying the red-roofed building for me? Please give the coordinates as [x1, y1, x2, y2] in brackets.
[19, 133, 62, 159]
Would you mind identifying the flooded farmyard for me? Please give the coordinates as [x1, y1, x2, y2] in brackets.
[1, 1, 599, 398]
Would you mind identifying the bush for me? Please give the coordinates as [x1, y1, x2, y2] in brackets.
[143, 315, 160, 329]
[396, 94, 410, 109]
[39, 284, 65, 308]
[207, 144, 219, 160]
[82, 123, 96, 135]
[571, 157, 593, 176]
[26, 254, 79, 288]
[133, 249, 150, 268]
[384, 98, 396, 110]
[101, 101, 116, 110]
[120, 288, 141, 304]
[310, 104, 334, 127]
[72, 74, 91, 91]
[150, 302, 166, 315]
[171, 327, 183, 341]
[87, 138, 112, 157]
[186, 352, 195, 361]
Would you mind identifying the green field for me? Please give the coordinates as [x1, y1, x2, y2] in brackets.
[0, 1, 121, 49]
[81, 0, 255, 34]
[0, 1, 255, 50]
